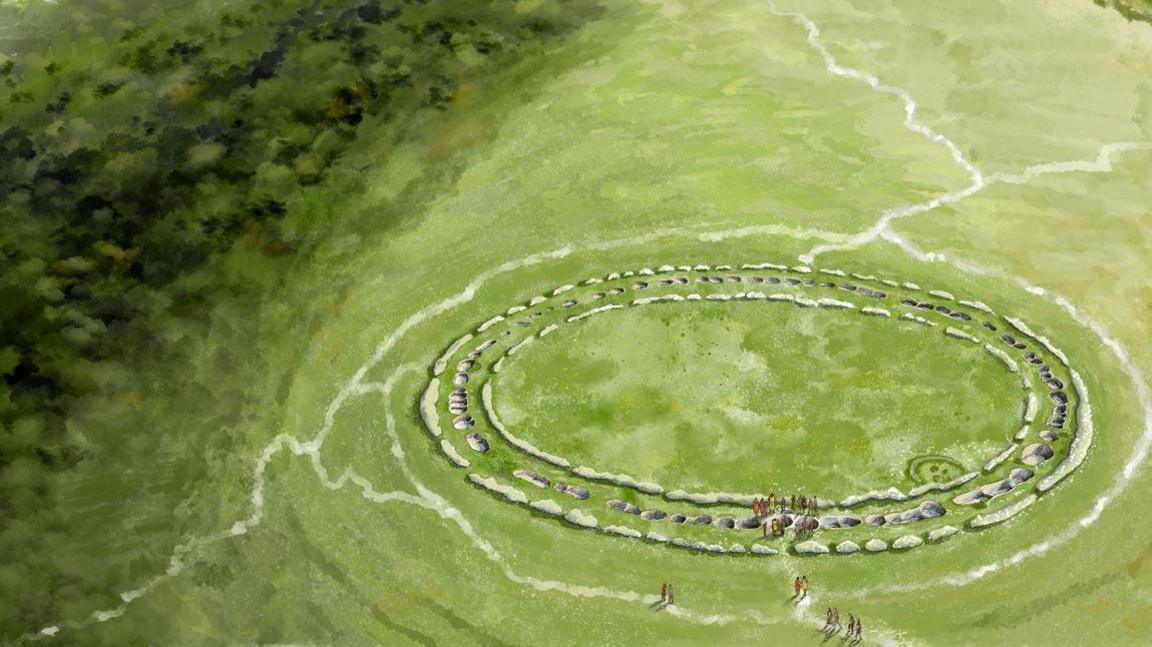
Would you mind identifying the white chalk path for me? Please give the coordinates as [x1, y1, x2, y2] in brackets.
[764, 0, 986, 266]
[772, 0, 1152, 267]
[881, 140, 1152, 263]
[21, 4, 1152, 644]
[764, 0, 1152, 599]
[18, 222, 850, 643]
[845, 237, 1152, 595]
[24, 221, 1147, 644]
[990, 142, 1152, 184]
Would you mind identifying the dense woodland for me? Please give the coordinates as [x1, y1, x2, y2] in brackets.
[0, 0, 599, 636]
[1100, 0, 1152, 23]
[0, 0, 1147, 638]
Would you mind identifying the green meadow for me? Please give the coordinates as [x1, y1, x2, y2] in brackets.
[3, 0, 1152, 644]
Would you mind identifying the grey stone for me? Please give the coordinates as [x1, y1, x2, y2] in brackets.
[608, 499, 641, 515]
[1022, 443, 1055, 465]
[919, 500, 945, 518]
[892, 534, 923, 550]
[465, 433, 488, 452]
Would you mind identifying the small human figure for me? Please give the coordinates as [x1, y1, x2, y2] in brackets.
[824, 607, 834, 631]
[660, 582, 667, 604]
[801, 575, 809, 599]
[793, 577, 802, 598]
[762, 519, 769, 537]
[832, 607, 841, 631]
[855, 618, 862, 640]
[799, 495, 807, 512]
[846, 614, 856, 637]
[667, 584, 675, 605]
[768, 492, 776, 511]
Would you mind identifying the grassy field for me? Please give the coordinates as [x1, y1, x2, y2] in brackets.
[9, 0, 1152, 644]
[495, 298, 1020, 497]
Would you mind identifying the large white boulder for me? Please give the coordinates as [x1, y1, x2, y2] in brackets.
[529, 499, 563, 516]
[928, 525, 960, 542]
[604, 525, 642, 539]
[564, 509, 597, 529]
[836, 541, 860, 554]
[864, 538, 888, 552]
[892, 534, 924, 550]
[794, 540, 830, 555]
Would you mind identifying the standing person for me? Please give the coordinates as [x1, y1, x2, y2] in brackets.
[832, 607, 841, 632]
[768, 492, 776, 512]
[660, 582, 667, 604]
[762, 519, 768, 537]
[667, 584, 675, 605]
[793, 577, 801, 598]
[846, 614, 856, 637]
[824, 607, 834, 631]
[855, 617, 862, 640]
[801, 575, 809, 599]
[799, 495, 807, 513]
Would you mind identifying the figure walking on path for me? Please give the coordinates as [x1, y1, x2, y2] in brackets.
[855, 618, 862, 640]
[793, 577, 802, 598]
[660, 582, 667, 604]
[824, 608, 834, 631]
[801, 575, 809, 599]
[846, 614, 856, 638]
[832, 607, 841, 632]
[667, 584, 675, 606]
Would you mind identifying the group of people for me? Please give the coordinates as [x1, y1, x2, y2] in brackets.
[791, 576, 810, 599]
[824, 607, 863, 641]
[652, 577, 862, 642]
[751, 493, 818, 516]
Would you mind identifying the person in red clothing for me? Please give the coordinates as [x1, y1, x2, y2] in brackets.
[660, 582, 667, 604]
[793, 577, 801, 598]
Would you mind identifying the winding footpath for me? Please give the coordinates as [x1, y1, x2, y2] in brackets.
[23, 2, 1152, 644]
